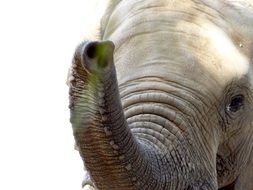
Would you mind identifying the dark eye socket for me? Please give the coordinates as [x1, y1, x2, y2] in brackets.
[227, 95, 245, 113]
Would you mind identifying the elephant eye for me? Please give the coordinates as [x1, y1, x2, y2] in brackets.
[227, 95, 245, 113]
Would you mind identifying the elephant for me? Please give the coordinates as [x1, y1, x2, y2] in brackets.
[68, 0, 253, 189]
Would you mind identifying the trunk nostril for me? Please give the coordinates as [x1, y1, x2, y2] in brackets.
[86, 42, 98, 59]
[85, 41, 114, 60]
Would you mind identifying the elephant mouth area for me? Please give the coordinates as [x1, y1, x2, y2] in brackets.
[218, 180, 236, 190]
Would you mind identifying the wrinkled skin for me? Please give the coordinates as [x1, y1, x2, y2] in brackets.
[68, 0, 253, 189]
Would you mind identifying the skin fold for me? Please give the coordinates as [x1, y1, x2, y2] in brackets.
[68, 0, 253, 189]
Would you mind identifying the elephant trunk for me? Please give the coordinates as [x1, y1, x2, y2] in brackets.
[69, 41, 155, 190]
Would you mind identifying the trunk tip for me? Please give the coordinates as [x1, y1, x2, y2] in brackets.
[81, 40, 115, 72]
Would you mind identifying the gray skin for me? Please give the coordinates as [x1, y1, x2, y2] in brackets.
[68, 0, 253, 189]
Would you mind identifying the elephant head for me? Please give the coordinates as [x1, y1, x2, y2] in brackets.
[68, 0, 253, 189]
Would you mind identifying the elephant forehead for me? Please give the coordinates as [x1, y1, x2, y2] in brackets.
[193, 21, 250, 86]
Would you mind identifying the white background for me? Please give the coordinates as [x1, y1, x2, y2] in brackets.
[0, 1, 108, 189]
